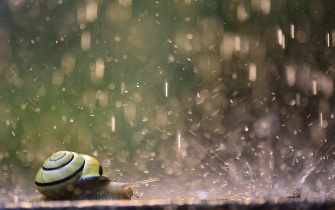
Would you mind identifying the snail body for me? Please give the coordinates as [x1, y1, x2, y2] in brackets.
[35, 151, 159, 200]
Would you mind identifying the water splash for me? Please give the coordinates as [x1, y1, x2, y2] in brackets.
[286, 144, 335, 198]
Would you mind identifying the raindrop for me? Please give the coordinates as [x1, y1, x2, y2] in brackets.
[164, 79, 168, 97]
[290, 23, 295, 38]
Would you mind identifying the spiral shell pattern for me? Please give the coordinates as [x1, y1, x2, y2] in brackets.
[35, 151, 85, 199]
[35, 151, 158, 200]
[36, 151, 85, 185]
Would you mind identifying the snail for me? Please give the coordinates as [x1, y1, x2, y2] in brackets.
[35, 151, 159, 200]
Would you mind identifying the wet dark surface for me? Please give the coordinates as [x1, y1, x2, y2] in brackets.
[3, 199, 335, 210]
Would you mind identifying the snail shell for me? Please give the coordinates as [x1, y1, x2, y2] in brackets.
[35, 151, 159, 200]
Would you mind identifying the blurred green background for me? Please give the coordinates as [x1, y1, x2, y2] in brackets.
[1, 0, 335, 202]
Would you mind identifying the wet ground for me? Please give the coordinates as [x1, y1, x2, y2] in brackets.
[3, 198, 335, 210]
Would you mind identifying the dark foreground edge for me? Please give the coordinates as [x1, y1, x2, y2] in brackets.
[2, 198, 335, 210]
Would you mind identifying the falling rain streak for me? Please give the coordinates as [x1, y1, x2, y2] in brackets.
[290, 23, 295, 39]
[121, 81, 125, 95]
[277, 27, 285, 49]
[249, 63, 256, 82]
[95, 59, 104, 78]
[176, 130, 181, 150]
[81, 31, 91, 51]
[296, 93, 300, 107]
[111, 114, 115, 132]
[286, 66, 296, 87]
[164, 79, 168, 97]
[313, 80, 317, 95]
[3, 0, 335, 202]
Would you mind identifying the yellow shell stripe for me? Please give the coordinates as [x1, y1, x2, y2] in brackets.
[35, 162, 85, 186]
[42, 152, 74, 170]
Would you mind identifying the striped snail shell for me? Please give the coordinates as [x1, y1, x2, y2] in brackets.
[35, 151, 159, 200]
